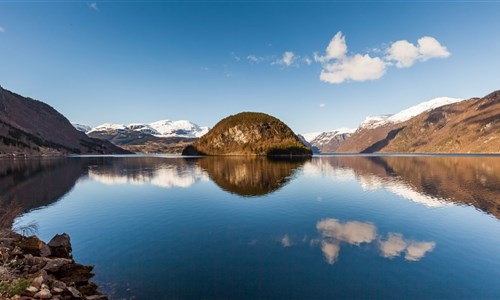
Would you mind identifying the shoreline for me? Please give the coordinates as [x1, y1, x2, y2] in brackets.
[0, 229, 106, 300]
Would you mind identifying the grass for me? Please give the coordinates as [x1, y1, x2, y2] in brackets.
[0, 279, 31, 297]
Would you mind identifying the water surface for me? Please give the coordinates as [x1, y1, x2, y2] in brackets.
[2, 155, 500, 299]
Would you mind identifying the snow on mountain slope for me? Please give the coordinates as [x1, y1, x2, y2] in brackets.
[72, 123, 92, 133]
[87, 120, 209, 138]
[359, 97, 463, 129]
[301, 132, 323, 143]
[149, 120, 209, 138]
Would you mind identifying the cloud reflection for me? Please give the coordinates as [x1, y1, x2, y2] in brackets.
[293, 219, 437, 265]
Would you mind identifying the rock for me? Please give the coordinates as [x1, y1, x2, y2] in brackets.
[58, 263, 94, 284]
[23, 285, 39, 297]
[67, 286, 82, 298]
[32, 270, 49, 289]
[43, 258, 72, 273]
[52, 286, 64, 294]
[33, 288, 52, 299]
[51, 280, 67, 290]
[79, 282, 99, 296]
[14, 236, 51, 257]
[48, 234, 72, 258]
[86, 295, 108, 300]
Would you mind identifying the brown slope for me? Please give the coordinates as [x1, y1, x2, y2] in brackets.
[380, 91, 500, 153]
[0, 86, 129, 155]
[336, 123, 404, 153]
[183, 112, 312, 156]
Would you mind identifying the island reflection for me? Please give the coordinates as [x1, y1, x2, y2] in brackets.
[195, 156, 309, 196]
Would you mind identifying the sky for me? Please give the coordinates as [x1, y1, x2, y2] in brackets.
[1, 1, 500, 133]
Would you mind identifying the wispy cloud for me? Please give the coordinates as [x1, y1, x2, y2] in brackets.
[200, 66, 209, 71]
[247, 55, 265, 63]
[278, 51, 295, 66]
[315, 31, 450, 84]
[0, 26, 5, 33]
[89, 2, 99, 11]
[319, 103, 326, 108]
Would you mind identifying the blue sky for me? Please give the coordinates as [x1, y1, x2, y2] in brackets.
[1, 1, 499, 133]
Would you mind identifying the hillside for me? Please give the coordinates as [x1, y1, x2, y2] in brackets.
[337, 96, 465, 153]
[380, 91, 499, 153]
[306, 129, 354, 153]
[182, 112, 312, 156]
[0, 86, 129, 155]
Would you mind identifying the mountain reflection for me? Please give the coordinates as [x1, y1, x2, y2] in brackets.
[194, 156, 308, 197]
[88, 157, 207, 188]
[0, 158, 85, 227]
[305, 156, 500, 219]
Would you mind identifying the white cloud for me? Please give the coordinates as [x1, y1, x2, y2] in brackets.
[405, 241, 436, 261]
[0, 26, 5, 33]
[315, 32, 450, 84]
[386, 36, 450, 68]
[317, 218, 377, 245]
[275, 51, 295, 67]
[231, 52, 241, 61]
[320, 54, 386, 84]
[247, 55, 265, 63]
[303, 56, 312, 65]
[89, 2, 99, 11]
[281, 234, 291, 247]
[200, 66, 209, 71]
[321, 241, 340, 264]
[379, 233, 436, 261]
[315, 32, 347, 63]
[319, 103, 326, 108]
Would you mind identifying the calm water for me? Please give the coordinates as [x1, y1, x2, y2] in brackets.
[2, 155, 500, 299]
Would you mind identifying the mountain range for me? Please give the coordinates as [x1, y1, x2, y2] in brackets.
[0, 86, 128, 156]
[1, 84, 498, 155]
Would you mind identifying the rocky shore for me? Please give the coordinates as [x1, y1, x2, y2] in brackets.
[0, 229, 106, 300]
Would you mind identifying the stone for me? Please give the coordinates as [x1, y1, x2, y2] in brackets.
[52, 287, 64, 294]
[43, 258, 72, 273]
[14, 236, 51, 257]
[47, 234, 72, 258]
[79, 282, 99, 296]
[51, 280, 67, 290]
[33, 288, 52, 299]
[23, 285, 39, 297]
[58, 263, 94, 284]
[86, 295, 108, 300]
[67, 286, 82, 298]
[32, 270, 49, 289]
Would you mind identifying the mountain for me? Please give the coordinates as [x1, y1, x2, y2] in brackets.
[182, 112, 312, 156]
[72, 123, 92, 133]
[0, 86, 129, 155]
[302, 128, 355, 153]
[379, 91, 500, 153]
[338, 96, 465, 153]
[86, 120, 208, 154]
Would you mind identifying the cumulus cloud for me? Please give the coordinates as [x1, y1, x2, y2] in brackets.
[386, 36, 450, 68]
[317, 218, 377, 245]
[321, 241, 340, 264]
[379, 233, 436, 261]
[315, 31, 450, 84]
[320, 54, 386, 84]
[274, 51, 295, 67]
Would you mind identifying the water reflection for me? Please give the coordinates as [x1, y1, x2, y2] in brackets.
[305, 156, 500, 218]
[284, 218, 436, 265]
[195, 156, 308, 196]
[0, 158, 85, 227]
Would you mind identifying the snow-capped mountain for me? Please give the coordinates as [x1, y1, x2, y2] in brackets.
[359, 97, 463, 130]
[72, 123, 92, 133]
[149, 120, 209, 138]
[87, 120, 209, 138]
[306, 128, 356, 153]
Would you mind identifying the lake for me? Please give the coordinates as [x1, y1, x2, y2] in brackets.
[2, 155, 500, 299]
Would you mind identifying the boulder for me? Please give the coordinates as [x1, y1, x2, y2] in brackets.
[48, 234, 72, 258]
[33, 288, 52, 299]
[14, 236, 51, 257]
[43, 258, 73, 273]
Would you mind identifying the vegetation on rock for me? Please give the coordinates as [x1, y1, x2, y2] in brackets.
[182, 112, 312, 156]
